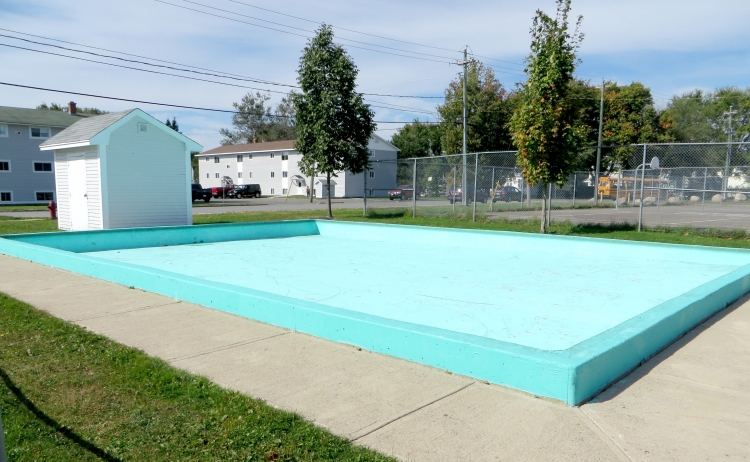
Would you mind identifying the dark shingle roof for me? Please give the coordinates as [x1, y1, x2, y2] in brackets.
[40, 110, 134, 147]
[0, 106, 90, 127]
[199, 140, 296, 156]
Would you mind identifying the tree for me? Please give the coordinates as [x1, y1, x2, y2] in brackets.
[438, 62, 515, 154]
[390, 121, 442, 159]
[36, 102, 107, 115]
[509, 0, 587, 233]
[666, 87, 750, 143]
[291, 25, 376, 218]
[165, 117, 179, 132]
[220, 92, 296, 145]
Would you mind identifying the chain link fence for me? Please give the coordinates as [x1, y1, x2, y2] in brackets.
[370, 143, 750, 231]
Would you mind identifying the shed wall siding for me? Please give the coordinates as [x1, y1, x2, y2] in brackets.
[106, 117, 189, 228]
[54, 151, 71, 230]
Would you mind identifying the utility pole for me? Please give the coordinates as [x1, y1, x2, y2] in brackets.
[595, 79, 605, 204]
[723, 105, 737, 197]
[461, 47, 469, 205]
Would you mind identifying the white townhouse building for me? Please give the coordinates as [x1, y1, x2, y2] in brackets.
[196, 135, 400, 197]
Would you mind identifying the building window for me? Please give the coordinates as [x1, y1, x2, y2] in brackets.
[214, 157, 220, 163]
[215, 173, 220, 178]
[369, 170, 375, 178]
[30, 127, 50, 138]
[282, 153, 288, 161]
[237, 155, 243, 162]
[227, 165, 230, 168]
[205, 157, 209, 162]
[137, 123, 148, 133]
[33, 162, 53, 172]
[206, 173, 209, 178]
[36, 192, 54, 201]
[247, 172, 252, 178]
[282, 171, 288, 178]
[0, 192, 11, 202]
[369, 150, 375, 157]
[283, 188, 288, 195]
[270, 188, 275, 194]
[248, 154, 252, 159]
[270, 153, 274, 159]
[0, 161, 9, 171]
[238, 172, 243, 178]
[271, 172, 275, 178]
[0, 124, 7, 137]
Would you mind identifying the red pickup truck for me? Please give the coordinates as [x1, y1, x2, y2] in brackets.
[211, 185, 234, 198]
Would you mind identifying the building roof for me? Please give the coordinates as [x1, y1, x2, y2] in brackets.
[0, 106, 90, 128]
[40, 110, 134, 147]
[199, 140, 296, 156]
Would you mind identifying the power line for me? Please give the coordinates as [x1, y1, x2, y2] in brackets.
[155, 0, 454, 65]
[223, 0, 462, 54]
[0, 81, 431, 123]
[0, 28, 445, 100]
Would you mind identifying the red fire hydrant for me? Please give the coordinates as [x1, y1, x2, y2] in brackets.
[48, 201, 57, 219]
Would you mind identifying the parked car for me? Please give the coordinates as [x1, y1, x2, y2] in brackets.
[492, 186, 523, 202]
[191, 183, 212, 202]
[227, 184, 262, 199]
[211, 185, 235, 198]
[388, 185, 414, 200]
[447, 187, 489, 204]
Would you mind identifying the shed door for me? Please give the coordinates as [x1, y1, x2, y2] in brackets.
[68, 154, 88, 230]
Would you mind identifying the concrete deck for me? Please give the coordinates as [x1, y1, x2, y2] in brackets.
[1, 253, 748, 461]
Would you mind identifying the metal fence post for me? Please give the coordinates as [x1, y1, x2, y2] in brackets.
[572, 173, 577, 207]
[638, 144, 648, 232]
[472, 153, 478, 222]
[412, 158, 417, 218]
[363, 166, 367, 217]
[547, 183, 552, 225]
[702, 166, 708, 211]
[615, 175, 620, 210]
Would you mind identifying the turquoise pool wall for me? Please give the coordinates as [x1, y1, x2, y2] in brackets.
[2, 220, 749, 405]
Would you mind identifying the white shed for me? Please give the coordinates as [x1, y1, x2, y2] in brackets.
[40, 109, 202, 231]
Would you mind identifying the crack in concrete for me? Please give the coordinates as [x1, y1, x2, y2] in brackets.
[167, 331, 291, 362]
[350, 381, 475, 442]
[71, 301, 182, 322]
[577, 407, 636, 462]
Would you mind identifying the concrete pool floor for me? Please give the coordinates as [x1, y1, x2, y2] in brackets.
[2, 253, 748, 461]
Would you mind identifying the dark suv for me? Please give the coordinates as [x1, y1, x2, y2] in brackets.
[447, 187, 489, 204]
[228, 184, 262, 198]
[492, 186, 523, 202]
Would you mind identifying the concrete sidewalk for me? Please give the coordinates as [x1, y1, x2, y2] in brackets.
[1, 253, 748, 461]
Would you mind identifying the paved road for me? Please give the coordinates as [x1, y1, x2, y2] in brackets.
[2, 253, 749, 461]
[3, 198, 749, 230]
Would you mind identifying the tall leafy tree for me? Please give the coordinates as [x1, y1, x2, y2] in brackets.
[291, 25, 376, 218]
[667, 87, 750, 143]
[509, 0, 586, 233]
[220, 92, 296, 145]
[438, 62, 514, 154]
[36, 102, 107, 115]
[390, 121, 443, 158]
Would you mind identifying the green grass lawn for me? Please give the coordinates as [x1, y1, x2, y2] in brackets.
[0, 294, 394, 462]
[2, 208, 750, 248]
[0, 205, 48, 212]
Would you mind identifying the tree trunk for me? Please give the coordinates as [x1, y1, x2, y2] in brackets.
[540, 182, 548, 234]
[326, 172, 333, 219]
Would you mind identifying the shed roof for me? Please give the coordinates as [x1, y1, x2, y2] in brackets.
[0, 106, 90, 128]
[199, 140, 296, 156]
[40, 110, 134, 147]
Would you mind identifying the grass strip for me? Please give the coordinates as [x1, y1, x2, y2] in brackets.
[0, 293, 394, 461]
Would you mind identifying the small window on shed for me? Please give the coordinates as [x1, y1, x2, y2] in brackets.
[137, 123, 148, 133]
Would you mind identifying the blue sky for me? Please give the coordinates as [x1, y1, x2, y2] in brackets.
[1, 0, 749, 151]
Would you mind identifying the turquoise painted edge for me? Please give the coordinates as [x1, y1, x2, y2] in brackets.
[566, 264, 750, 404]
[2, 219, 749, 405]
[0, 223, 573, 402]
